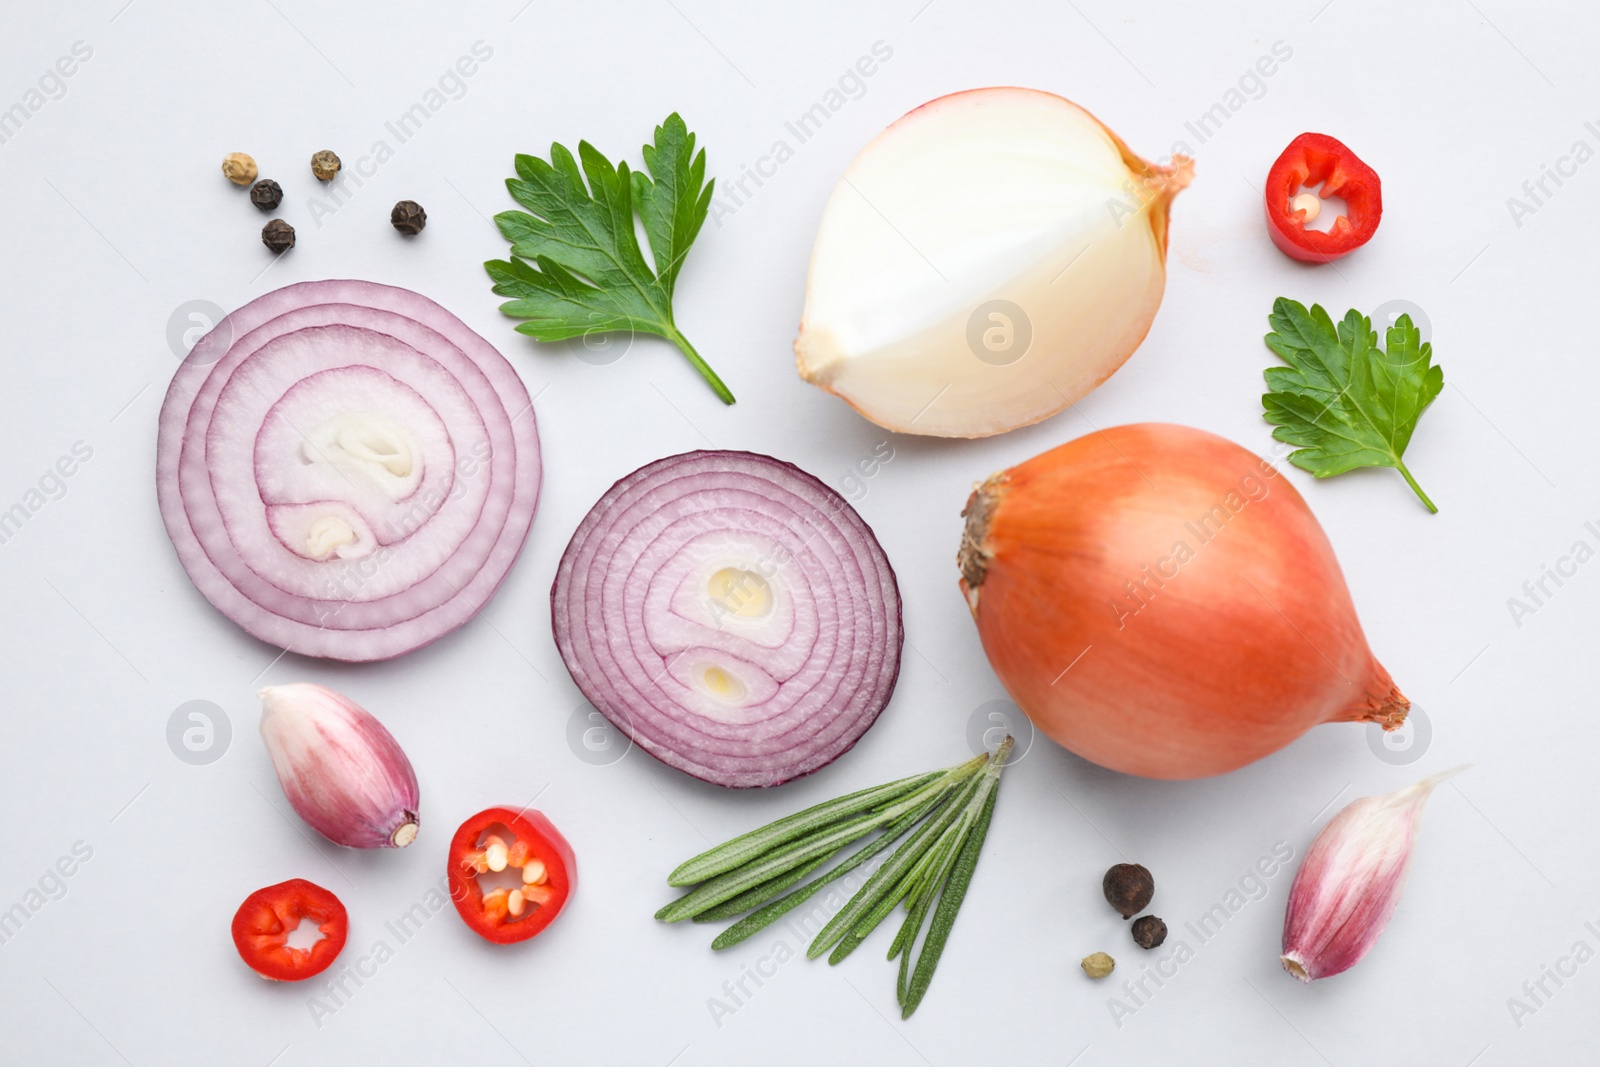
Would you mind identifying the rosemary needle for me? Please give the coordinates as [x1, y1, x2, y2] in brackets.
[690, 853, 831, 923]
[658, 738, 1013, 1016]
[707, 791, 945, 950]
[666, 769, 949, 886]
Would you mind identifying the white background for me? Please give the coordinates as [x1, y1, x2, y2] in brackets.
[0, 1, 1594, 1064]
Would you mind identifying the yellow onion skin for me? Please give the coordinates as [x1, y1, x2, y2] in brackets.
[958, 423, 1407, 779]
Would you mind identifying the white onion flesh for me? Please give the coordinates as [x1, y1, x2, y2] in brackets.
[156, 280, 541, 661]
[795, 87, 1191, 438]
[551, 451, 902, 788]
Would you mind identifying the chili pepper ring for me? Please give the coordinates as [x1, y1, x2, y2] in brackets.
[231, 878, 348, 981]
[1263, 132, 1382, 262]
[448, 807, 576, 944]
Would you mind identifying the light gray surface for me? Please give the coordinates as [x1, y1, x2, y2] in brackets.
[0, 1, 1594, 1064]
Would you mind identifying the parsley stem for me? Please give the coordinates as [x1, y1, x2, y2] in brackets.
[1396, 461, 1437, 513]
[664, 326, 735, 405]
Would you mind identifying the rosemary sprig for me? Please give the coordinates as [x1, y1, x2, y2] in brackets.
[657, 739, 1013, 1017]
[667, 768, 951, 886]
[901, 774, 1000, 1015]
[653, 769, 975, 923]
[708, 791, 945, 950]
[690, 853, 831, 923]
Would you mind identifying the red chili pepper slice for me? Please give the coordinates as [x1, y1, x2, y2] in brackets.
[1264, 132, 1382, 262]
[448, 807, 576, 944]
[231, 878, 348, 982]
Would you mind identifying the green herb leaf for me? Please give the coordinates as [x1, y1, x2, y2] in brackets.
[666, 769, 947, 886]
[895, 884, 937, 1009]
[805, 774, 982, 960]
[485, 113, 734, 403]
[901, 779, 1000, 1018]
[662, 740, 1013, 1017]
[706, 793, 946, 951]
[825, 858, 920, 966]
[654, 807, 879, 923]
[1262, 298, 1444, 512]
[631, 116, 712, 299]
[691, 854, 832, 923]
[655, 775, 963, 923]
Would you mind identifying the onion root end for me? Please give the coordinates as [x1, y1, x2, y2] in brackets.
[957, 475, 1006, 607]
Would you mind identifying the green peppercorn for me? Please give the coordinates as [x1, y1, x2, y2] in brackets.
[390, 200, 426, 236]
[1081, 952, 1115, 979]
[311, 150, 341, 181]
[250, 179, 283, 212]
[261, 219, 295, 254]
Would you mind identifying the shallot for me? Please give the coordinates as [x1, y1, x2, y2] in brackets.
[258, 683, 420, 849]
[958, 423, 1407, 779]
[1281, 769, 1462, 981]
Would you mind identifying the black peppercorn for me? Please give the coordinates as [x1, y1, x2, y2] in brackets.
[390, 200, 426, 235]
[261, 219, 295, 254]
[250, 179, 283, 212]
[1131, 915, 1167, 949]
[1102, 863, 1155, 919]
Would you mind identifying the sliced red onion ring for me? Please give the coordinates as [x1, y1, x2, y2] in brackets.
[552, 451, 902, 788]
[157, 280, 541, 661]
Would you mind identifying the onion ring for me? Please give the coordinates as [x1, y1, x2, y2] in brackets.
[156, 280, 541, 661]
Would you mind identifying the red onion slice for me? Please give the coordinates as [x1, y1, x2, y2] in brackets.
[552, 451, 902, 788]
[157, 280, 541, 661]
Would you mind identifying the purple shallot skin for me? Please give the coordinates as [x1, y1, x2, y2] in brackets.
[258, 683, 420, 848]
[1280, 768, 1463, 981]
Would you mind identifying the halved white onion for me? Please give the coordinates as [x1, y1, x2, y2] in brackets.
[795, 87, 1191, 438]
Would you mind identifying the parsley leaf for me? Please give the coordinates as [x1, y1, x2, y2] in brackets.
[1262, 298, 1444, 512]
[484, 114, 732, 403]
